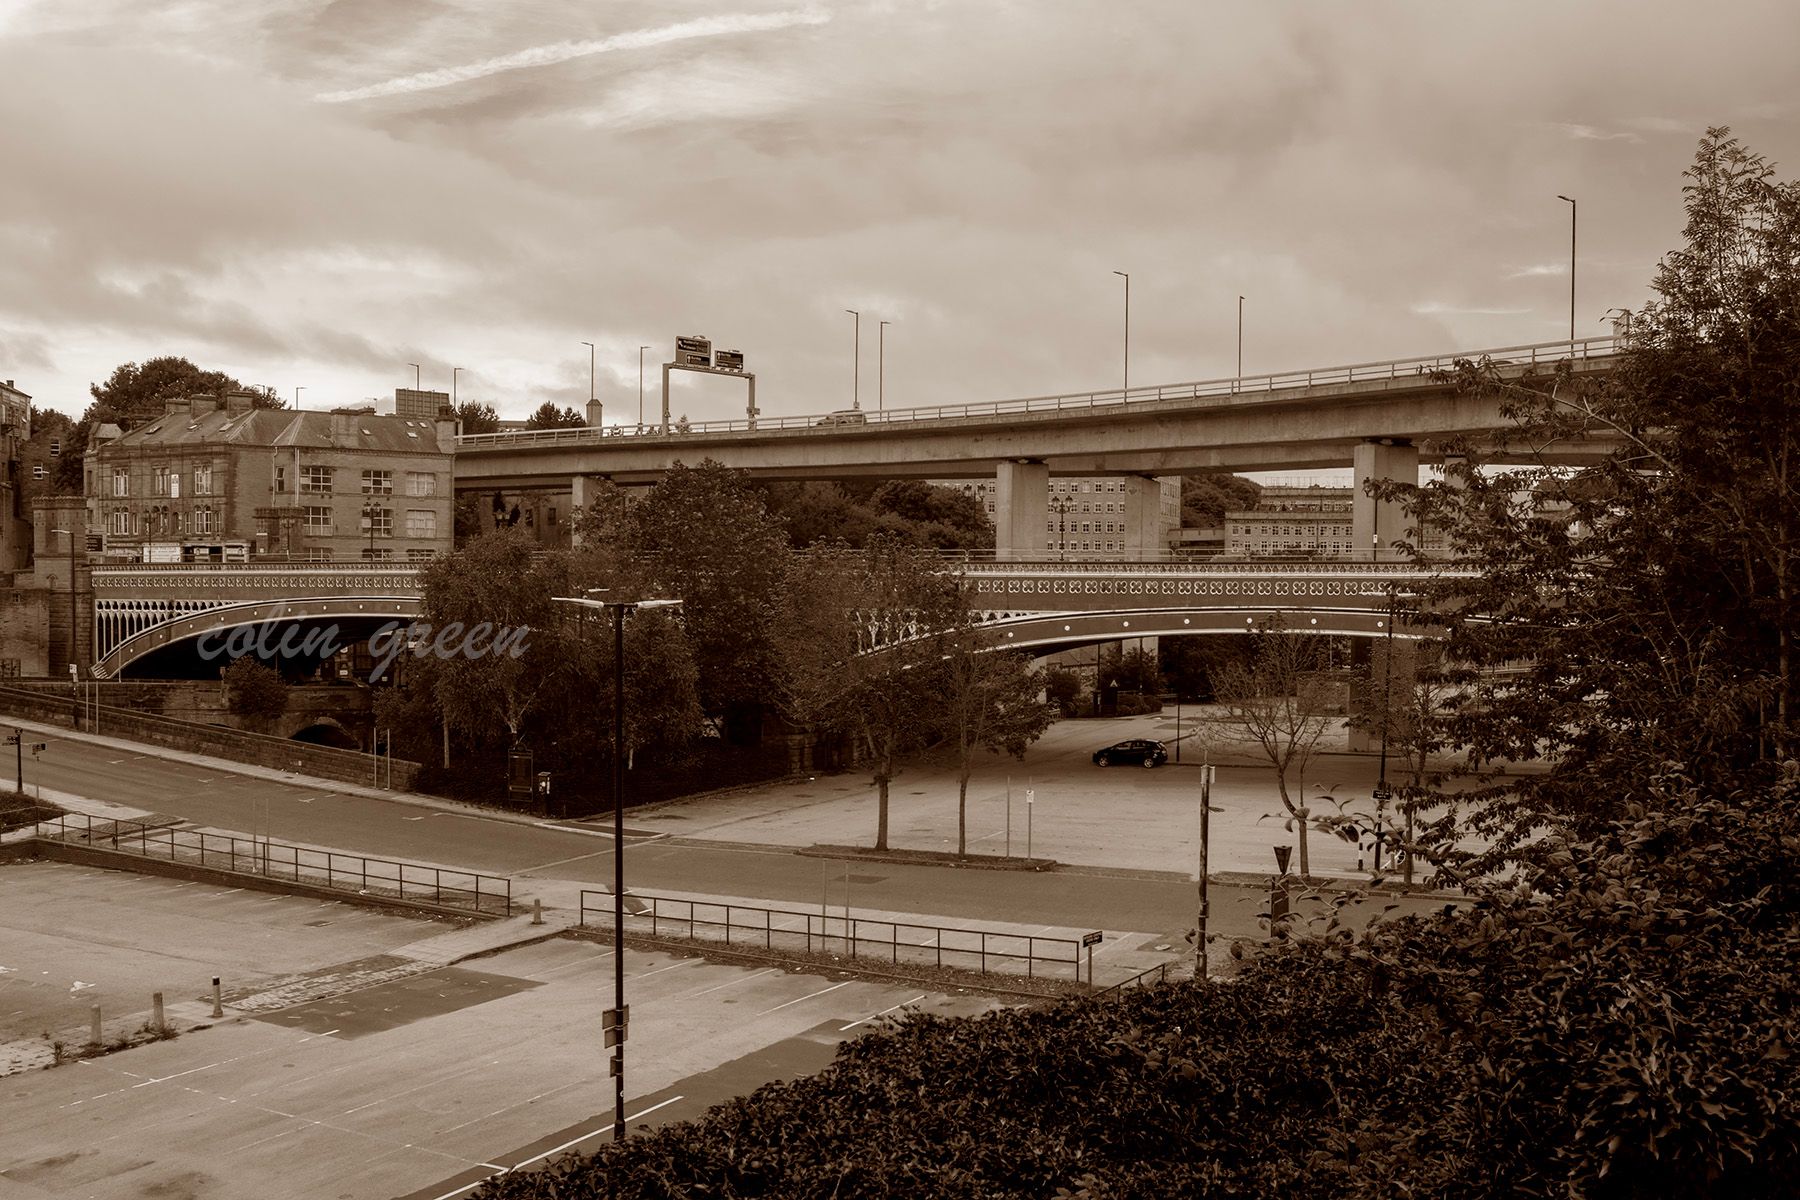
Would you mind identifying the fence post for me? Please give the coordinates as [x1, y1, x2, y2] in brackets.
[152, 992, 165, 1034]
[849, 918, 857, 960]
[892, 924, 898, 964]
[89, 1004, 102, 1046]
[211, 977, 223, 1018]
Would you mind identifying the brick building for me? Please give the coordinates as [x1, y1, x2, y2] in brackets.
[941, 475, 1182, 556]
[85, 392, 456, 562]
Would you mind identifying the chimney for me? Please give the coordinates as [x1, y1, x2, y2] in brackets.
[585, 399, 604, 427]
[329, 411, 355, 440]
[188, 394, 219, 417]
[163, 396, 192, 417]
[433, 413, 459, 452]
[223, 389, 256, 417]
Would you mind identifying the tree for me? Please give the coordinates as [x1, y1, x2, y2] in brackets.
[524, 401, 587, 430]
[868, 480, 995, 550]
[1180, 473, 1261, 527]
[456, 401, 501, 435]
[419, 529, 578, 749]
[1384, 128, 1800, 868]
[774, 539, 962, 850]
[625, 461, 793, 738]
[1100, 646, 1163, 696]
[1211, 618, 1334, 878]
[222, 657, 288, 731]
[1043, 666, 1083, 716]
[938, 620, 1052, 856]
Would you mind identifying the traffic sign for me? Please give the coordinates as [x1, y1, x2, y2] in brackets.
[1025, 789, 1035, 804]
[674, 334, 712, 367]
[1372, 786, 1394, 802]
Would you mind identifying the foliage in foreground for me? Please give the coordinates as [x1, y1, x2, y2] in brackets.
[475, 774, 1799, 1200]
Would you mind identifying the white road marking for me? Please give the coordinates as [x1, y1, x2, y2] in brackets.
[840, 994, 928, 1032]
[677, 967, 778, 1000]
[428, 1096, 688, 1200]
[629, 958, 703, 982]
[756, 980, 853, 1016]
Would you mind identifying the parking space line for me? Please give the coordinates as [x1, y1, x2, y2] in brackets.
[675, 967, 778, 1000]
[840, 994, 927, 1032]
[755, 980, 852, 1016]
[628, 958, 702, 983]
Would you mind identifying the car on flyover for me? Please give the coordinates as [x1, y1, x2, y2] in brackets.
[1092, 738, 1168, 768]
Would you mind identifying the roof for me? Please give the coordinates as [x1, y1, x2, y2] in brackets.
[106, 409, 449, 455]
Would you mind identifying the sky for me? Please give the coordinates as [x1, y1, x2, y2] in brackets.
[2, 0, 1798, 433]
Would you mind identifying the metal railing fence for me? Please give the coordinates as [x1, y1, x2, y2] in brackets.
[579, 889, 1087, 984]
[458, 336, 1620, 447]
[32, 814, 510, 916]
[1095, 961, 1181, 999]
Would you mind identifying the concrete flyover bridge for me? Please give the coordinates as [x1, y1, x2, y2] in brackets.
[91, 563, 424, 679]
[947, 558, 1470, 652]
[454, 336, 1622, 560]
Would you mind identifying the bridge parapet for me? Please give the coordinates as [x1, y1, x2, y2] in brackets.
[92, 563, 424, 602]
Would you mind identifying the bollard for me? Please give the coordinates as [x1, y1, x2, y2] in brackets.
[531, 898, 544, 926]
[152, 992, 165, 1034]
[90, 1004, 102, 1046]
[211, 976, 223, 1019]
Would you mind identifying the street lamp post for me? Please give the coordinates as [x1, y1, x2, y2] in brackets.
[845, 310, 861, 409]
[1374, 587, 1397, 872]
[580, 342, 595, 407]
[552, 593, 682, 1144]
[637, 346, 650, 428]
[452, 367, 463, 408]
[1051, 496, 1073, 561]
[1557, 194, 1577, 343]
[1236, 295, 1245, 391]
[294, 386, 305, 410]
[1112, 271, 1130, 394]
[361, 499, 380, 559]
[878, 320, 890, 411]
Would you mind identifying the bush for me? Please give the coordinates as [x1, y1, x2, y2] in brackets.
[1044, 668, 1083, 717]
[222, 657, 288, 729]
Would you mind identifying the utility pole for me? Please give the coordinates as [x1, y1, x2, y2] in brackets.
[845, 310, 861, 409]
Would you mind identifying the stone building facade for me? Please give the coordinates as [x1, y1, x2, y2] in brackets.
[86, 393, 456, 563]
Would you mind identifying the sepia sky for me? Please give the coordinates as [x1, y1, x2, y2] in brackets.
[2, 0, 1797, 427]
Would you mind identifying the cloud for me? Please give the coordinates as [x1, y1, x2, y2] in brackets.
[315, 8, 831, 104]
[1507, 264, 1567, 279]
[1411, 303, 1532, 317]
[1552, 122, 1642, 143]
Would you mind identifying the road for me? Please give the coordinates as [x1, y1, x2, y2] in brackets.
[17, 727, 1455, 945]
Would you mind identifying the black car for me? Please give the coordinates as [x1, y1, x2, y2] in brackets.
[1092, 738, 1168, 768]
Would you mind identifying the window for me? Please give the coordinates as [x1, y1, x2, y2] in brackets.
[300, 547, 333, 562]
[361, 547, 394, 562]
[169, 474, 180, 499]
[193, 464, 212, 495]
[304, 505, 332, 534]
[361, 469, 393, 496]
[110, 509, 130, 535]
[301, 465, 333, 493]
[48, 438, 59, 458]
[274, 465, 286, 494]
[406, 548, 435, 561]
[406, 471, 436, 497]
[31, 465, 44, 480]
[364, 506, 393, 537]
[405, 510, 436, 538]
[193, 505, 213, 534]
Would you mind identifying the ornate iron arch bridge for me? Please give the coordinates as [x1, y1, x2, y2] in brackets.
[89, 559, 1464, 679]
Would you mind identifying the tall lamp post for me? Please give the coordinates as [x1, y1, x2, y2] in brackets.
[360, 499, 380, 560]
[1051, 496, 1073, 561]
[452, 367, 463, 408]
[294, 386, 305, 410]
[1236, 295, 1245, 391]
[845, 309, 861, 409]
[1557, 194, 1576, 343]
[580, 342, 595, 409]
[1373, 587, 1420, 874]
[878, 320, 890, 411]
[552, 593, 682, 1143]
[637, 345, 650, 428]
[1112, 270, 1130, 394]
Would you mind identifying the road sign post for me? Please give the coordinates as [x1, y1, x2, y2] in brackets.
[1025, 787, 1034, 860]
[1197, 764, 1214, 978]
[1082, 930, 1102, 987]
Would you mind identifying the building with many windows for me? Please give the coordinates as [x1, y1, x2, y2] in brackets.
[85, 392, 456, 562]
[1224, 485, 1446, 557]
[941, 475, 1181, 556]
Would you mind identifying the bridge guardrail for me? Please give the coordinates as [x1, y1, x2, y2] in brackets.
[32, 814, 511, 916]
[457, 336, 1620, 447]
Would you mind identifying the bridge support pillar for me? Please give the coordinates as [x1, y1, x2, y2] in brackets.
[570, 475, 595, 547]
[1352, 440, 1418, 561]
[993, 460, 1048, 561]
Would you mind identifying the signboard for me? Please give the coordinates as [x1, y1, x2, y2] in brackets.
[1082, 931, 1103, 947]
[1372, 786, 1394, 802]
[142, 543, 182, 564]
[714, 348, 745, 372]
[674, 334, 712, 368]
[253, 506, 304, 521]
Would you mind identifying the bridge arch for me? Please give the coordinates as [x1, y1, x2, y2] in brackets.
[974, 606, 1440, 653]
[94, 596, 423, 679]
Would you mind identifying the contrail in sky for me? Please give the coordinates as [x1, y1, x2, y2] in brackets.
[316, 8, 830, 104]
